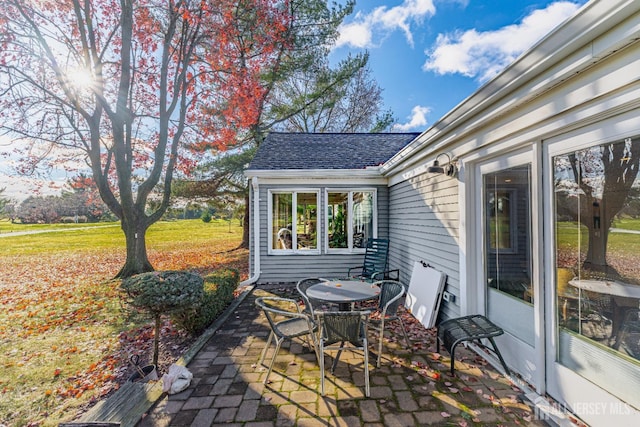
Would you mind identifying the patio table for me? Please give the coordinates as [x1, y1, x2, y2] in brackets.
[306, 279, 380, 311]
[568, 278, 640, 342]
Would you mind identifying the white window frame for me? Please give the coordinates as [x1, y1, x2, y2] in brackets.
[267, 189, 320, 255]
[324, 188, 378, 254]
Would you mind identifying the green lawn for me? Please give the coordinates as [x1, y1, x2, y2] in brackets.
[0, 219, 107, 233]
[0, 219, 248, 426]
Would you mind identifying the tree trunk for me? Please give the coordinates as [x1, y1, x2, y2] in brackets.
[585, 225, 608, 268]
[240, 192, 250, 249]
[584, 199, 608, 268]
[153, 314, 161, 367]
[115, 220, 154, 278]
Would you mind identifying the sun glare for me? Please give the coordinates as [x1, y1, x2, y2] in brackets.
[66, 67, 95, 91]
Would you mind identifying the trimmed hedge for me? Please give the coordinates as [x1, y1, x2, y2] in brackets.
[120, 271, 204, 315]
[171, 268, 239, 335]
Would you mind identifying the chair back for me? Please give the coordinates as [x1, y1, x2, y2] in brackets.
[317, 311, 370, 347]
[255, 296, 311, 339]
[361, 238, 389, 279]
[377, 280, 406, 317]
[296, 277, 326, 316]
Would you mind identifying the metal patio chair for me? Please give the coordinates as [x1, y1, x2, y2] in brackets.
[297, 277, 340, 314]
[316, 310, 371, 397]
[369, 280, 412, 367]
[347, 238, 398, 281]
[614, 308, 640, 358]
[255, 296, 318, 384]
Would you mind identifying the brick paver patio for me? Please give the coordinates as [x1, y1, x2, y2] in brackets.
[139, 284, 548, 426]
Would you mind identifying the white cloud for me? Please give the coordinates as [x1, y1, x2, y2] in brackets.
[423, 1, 582, 82]
[393, 105, 431, 131]
[335, 0, 436, 49]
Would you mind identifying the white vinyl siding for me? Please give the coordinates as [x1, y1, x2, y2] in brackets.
[388, 172, 460, 321]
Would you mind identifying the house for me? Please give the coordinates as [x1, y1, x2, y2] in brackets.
[245, 1, 640, 425]
[244, 131, 419, 281]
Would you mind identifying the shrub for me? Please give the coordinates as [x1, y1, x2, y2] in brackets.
[121, 270, 204, 365]
[201, 211, 212, 223]
[121, 271, 204, 315]
[171, 268, 239, 335]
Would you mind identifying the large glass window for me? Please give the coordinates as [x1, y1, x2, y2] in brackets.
[327, 190, 375, 250]
[271, 191, 318, 252]
[554, 136, 640, 362]
[484, 165, 533, 304]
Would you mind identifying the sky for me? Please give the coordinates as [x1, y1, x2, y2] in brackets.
[330, 0, 588, 131]
[0, 0, 588, 202]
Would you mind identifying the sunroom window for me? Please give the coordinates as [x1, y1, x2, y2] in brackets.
[270, 191, 318, 253]
[327, 190, 376, 251]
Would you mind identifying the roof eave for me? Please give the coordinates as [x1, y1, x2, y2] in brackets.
[244, 167, 383, 179]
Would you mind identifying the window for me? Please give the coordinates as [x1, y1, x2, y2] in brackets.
[484, 165, 533, 306]
[326, 190, 376, 251]
[554, 136, 640, 361]
[270, 191, 319, 253]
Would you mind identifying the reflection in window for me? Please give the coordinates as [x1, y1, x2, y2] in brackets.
[272, 193, 292, 250]
[488, 190, 515, 251]
[328, 190, 375, 250]
[484, 166, 533, 303]
[554, 136, 640, 361]
[353, 192, 374, 248]
[296, 193, 317, 250]
[328, 192, 348, 249]
[271, 191, 318, 251]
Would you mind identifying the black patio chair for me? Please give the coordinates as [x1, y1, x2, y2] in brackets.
[316, 310, 371, 397]
[369, 280, 411, 367]
[347, 238, 398, 281]
[255, 296, 318, 384]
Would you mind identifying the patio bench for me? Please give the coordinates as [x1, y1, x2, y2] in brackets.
[437, 314, 510, 376]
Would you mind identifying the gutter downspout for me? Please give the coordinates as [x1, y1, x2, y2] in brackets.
[240, 176, 261, 286]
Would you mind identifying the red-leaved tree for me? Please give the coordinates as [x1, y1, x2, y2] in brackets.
[0, 0, 290, 276]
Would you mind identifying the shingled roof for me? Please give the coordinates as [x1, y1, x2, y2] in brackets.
[247, 132, 420, 171]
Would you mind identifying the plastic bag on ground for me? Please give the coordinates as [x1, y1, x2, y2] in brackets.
[162, 363, 193, 394]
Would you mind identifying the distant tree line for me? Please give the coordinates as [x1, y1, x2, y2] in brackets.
[2, 175, 113, 224]
[0, 178, 244, 225]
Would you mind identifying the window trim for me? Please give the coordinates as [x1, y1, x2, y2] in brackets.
[267, 189, 321, 255]
[324, 188, 378, 254]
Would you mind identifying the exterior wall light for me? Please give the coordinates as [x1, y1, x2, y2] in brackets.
[427, 153, 456, 177]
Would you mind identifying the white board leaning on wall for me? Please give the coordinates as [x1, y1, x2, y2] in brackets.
[405, 261, 447, 329]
